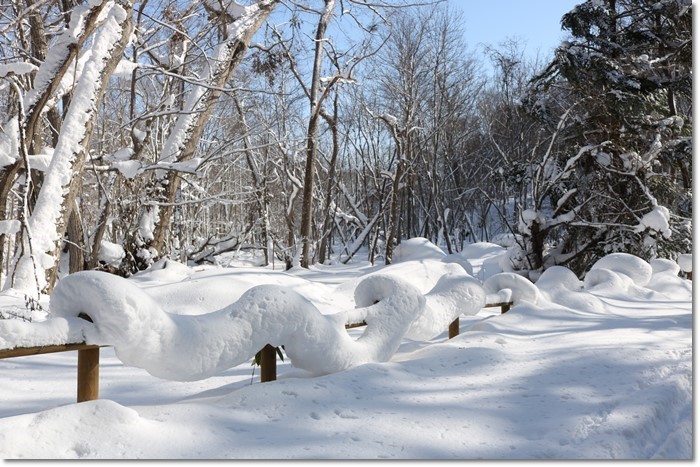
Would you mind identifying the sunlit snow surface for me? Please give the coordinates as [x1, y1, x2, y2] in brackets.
[0, 241, 691, 459]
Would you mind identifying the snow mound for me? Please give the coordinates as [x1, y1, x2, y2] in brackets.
[335, 259, 465, 302]
[589, 253, 652, 286]
[460, 242, 505, 259]
[483, 272, 539, 305]
[392, 237, 445, 262]
[677, 254, 692, 273]
[405, 273, 485, 340]
[650, 258, 680, 276]
[137, 267, 321, 316]
[583, 268, 637, 294]
[536, 266, 582, 292]
[0, 399, 153, 459]
[131, 258, 192, 284]
[50, 271, 426, 380]
[646, 259, 692, 298]
[441, 254, 474, 275]
[535, 266, 604, 312]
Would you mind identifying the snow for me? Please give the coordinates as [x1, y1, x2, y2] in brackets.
[132, 128, 146, 142]
[158, 1, 269, 164]
[518, 208, 544, 235]
[392, 236, 445, 262]
[5, 1, 129, 295]
[97, 240, 125, 267]
[483, 272, 540, 305]
[589, 252, 653, 287]
[23, 2, 98, 113]
[677, 253, 692, 273]
[0, 62, 38, 78]
[634, 205, 672, 238]
[112, 160, 142, 179]
[0, 219, 20, 236]
[46, 270, 429, 380]
[0, 240, 692, 459]
[0, 116, 19, 168]
[112, 58, 138, 78]
[138, 208, 158, 242]
[0, 316, 88, 349]
[109, 147, 134, 161]
[28, 147, 54, 173]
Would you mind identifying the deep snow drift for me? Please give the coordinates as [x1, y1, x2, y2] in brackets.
[0, 239, 692, 459]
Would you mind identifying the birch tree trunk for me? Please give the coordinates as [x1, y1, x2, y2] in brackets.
[6, 0, 134, 295]
[0, 0, 109, 289]
[148, 0, 280, 258]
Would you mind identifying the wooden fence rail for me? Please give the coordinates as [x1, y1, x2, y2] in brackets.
[261, 300, 514, 382]
[449, 301, 512, 338]
[0, 300, 515, 406]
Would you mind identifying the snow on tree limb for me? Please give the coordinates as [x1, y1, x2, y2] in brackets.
[22, 1, 110, 146]
[6, 0, 134, 295]
[159, 0, 280, 165]
[148, 0, 280, 257]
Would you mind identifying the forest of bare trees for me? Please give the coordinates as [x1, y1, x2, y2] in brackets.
[0, 0, 691, 296]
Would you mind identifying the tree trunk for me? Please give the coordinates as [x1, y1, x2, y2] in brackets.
[6, 0, 133, 294]
[67, 208, 85, 274]
[299, 0, 336, 268]
[149, 0, 280, 258]
[317, 99, 339, 265]
[385, 158, 406, 265]
[0, 1, 107, 290]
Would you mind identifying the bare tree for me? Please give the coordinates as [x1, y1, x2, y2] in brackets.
[4, 0, 134, 295]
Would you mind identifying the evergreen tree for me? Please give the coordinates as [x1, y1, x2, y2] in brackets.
[525, 0, 692, 274]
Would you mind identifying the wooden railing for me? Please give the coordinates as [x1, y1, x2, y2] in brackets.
[261, 300, 514, 382]
[0, 300, 515, 406]
[448, 301, 512, 339]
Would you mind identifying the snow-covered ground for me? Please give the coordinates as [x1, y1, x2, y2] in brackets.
[0, 240, 692, 459]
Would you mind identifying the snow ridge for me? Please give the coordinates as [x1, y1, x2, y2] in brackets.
[50, 271, 427, 380]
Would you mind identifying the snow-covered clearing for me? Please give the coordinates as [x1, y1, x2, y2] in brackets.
[0, 240, 692, 459]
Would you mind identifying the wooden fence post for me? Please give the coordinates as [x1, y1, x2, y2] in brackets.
[448, 318, 459, 339]
[77, 347, 100, 402]
[260, 344, 277, 383]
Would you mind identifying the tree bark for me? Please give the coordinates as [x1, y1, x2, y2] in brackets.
[149, 0, 280, 257]
[6, 0, 134, 294]
[299, 0, 336, 268]
[318, 94, 339, 265]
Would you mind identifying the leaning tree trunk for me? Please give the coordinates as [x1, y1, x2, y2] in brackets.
[6, 0, 134, 295]
[148, 0, 281, 259]
[0, 0, 109, 290]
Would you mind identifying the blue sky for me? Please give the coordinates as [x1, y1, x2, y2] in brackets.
[448, 0, 582, 61]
